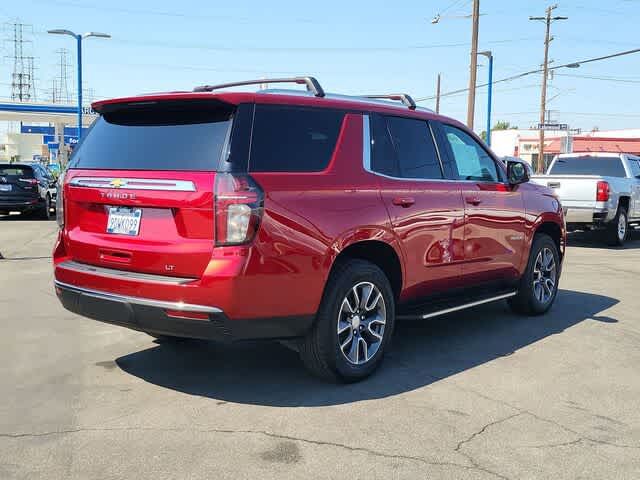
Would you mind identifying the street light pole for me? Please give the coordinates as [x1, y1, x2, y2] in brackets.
[435, 73, 441, 114]
[479, 51, 493, 146]
[47, 29, 110, 140]
[466, 0, 480, 129]
[76, 34, 82, 140]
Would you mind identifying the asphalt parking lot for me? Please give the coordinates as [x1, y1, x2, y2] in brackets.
[1, 216, 639, 479]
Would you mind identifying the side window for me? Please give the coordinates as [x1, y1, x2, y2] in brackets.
[250, 105, 344, 172]
[441, 124, 500, 182]
[370, 114, 396, 176]
[386, 116, 443, 179]
[628, 158, 640, 178]
[369, 114, 443, 180]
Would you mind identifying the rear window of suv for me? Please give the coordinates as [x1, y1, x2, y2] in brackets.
[69, 100, 233, 171]
[0, 166, 34, 178]
[548, 156, 627, 177]
[249, 105, 344, 172]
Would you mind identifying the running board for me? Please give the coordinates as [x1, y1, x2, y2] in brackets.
[397, 291, 517, 320]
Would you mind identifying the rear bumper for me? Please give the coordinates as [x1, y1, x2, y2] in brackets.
[54, 280, 313, 342]
[0, 199, 40, 211]
[564, 206, 611, 225]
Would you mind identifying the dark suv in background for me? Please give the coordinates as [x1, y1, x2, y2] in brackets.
[54, 77, 565, 382]
[0, 162, 55, 219]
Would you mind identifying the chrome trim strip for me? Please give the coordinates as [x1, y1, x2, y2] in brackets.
[54, 280, 222, 313]
[57, 260, 196, 285]
[362, 114, 371, 171]
[69, 177, 196, 192]
[428, 122, 446, 175]
[417, 292, 517, 320]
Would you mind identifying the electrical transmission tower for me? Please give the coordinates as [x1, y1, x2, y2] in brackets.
[26, 56, 37, 102]
[54, 48, 72, 104]
[5, 22, 34, 102]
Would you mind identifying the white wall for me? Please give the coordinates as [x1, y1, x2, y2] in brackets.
[0, 133, 44, 162]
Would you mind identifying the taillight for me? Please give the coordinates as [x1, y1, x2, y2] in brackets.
[214, 173, 263, 246]
[18, 178, 38, 186]
[596, 181, 610, 202]
[56, 172, 65, 229]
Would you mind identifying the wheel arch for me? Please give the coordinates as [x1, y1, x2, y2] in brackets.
[533, 219, 564, 260]
[326, 238, 404, 302]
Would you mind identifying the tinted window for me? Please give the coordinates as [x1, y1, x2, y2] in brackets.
[548, 156, 627, 177]
[0, 166, 34, 178]
[69, 101, 233, 171]
[369, 115, 442, 179]
[250, 106, 344, 172]
[370, 114, 396, 176]
[386, 117, 442, 179]
[441, 124, 500, 182]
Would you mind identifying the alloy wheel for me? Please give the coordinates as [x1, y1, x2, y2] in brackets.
[336, 281, 386, 365]
[618, 212, 627, 241]
[532, 247, 557, 304]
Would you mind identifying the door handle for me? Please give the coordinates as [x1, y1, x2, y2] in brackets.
[465, 197, 482, 206]
[392, 197, 415, 208]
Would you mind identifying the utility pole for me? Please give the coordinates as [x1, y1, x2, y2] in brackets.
[530, 5, 568, 173]
[435, 73, 441, 114]
[466, 0, 480, 129]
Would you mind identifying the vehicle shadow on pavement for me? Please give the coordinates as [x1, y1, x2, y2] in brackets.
[567, 230, 640, 249]
[116, 289, 618, 406]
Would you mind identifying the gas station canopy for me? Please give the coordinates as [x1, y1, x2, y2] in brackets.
[0, 100, 97, 126]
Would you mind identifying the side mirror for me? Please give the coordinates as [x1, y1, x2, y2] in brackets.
[507, 160, 530, 186]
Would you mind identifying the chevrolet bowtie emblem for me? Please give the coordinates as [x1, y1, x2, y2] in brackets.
[110, 178, 126, 188]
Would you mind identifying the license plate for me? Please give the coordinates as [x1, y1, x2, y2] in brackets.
[106, 207, 142, 236]
[0, 184, 11, 192]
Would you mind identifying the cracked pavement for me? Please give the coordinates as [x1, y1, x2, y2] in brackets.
[1, 218, 639, 479]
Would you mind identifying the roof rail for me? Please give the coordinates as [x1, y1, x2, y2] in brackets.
[362, 94, 416, 110]
[193, 76, 325, 97]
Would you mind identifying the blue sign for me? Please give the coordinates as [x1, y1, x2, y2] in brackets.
[43, 134, 79, 145]
[23, 125, 87, 136]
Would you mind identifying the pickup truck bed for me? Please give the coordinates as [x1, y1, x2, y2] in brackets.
[532, 153, 640, 246]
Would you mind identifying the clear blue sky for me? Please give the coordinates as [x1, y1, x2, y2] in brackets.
[1, 0, 639, 132]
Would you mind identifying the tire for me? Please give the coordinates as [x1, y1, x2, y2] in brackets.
[38, 195, 52, 220]
[508, 233, 560, 316]
[606, 205, 628, 247]
[299, 259, 395, 382]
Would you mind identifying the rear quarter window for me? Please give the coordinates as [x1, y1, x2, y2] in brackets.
[549, 156, 627, 177]
[249, 105, 344, 172]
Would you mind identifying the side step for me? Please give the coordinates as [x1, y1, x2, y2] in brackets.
[397, 291, 517, 320]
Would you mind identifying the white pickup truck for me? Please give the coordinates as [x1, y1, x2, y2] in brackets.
[532, 152, 640, 246]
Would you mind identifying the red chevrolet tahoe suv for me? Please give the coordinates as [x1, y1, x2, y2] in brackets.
[53, 77, 565, 382]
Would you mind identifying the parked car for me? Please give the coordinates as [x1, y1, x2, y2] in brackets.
[532, 152, 640, 246]
[28, 162, 58, 210]
[53, 77, 565, 382]
[0, 162, 55, 219]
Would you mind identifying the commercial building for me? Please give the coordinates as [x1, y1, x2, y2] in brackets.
[492, 128, 640, 169]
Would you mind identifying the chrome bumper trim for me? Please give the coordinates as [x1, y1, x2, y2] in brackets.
[57, 260, 196, 285]
[54, 280, 222, 313]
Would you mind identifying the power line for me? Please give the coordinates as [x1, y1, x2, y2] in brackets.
[31, 28, 537, 53]
[415, 47, 640, 101]
[555, 73, 640, 84]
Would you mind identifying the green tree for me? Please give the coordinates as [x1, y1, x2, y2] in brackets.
[493, 120, 517, 131]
